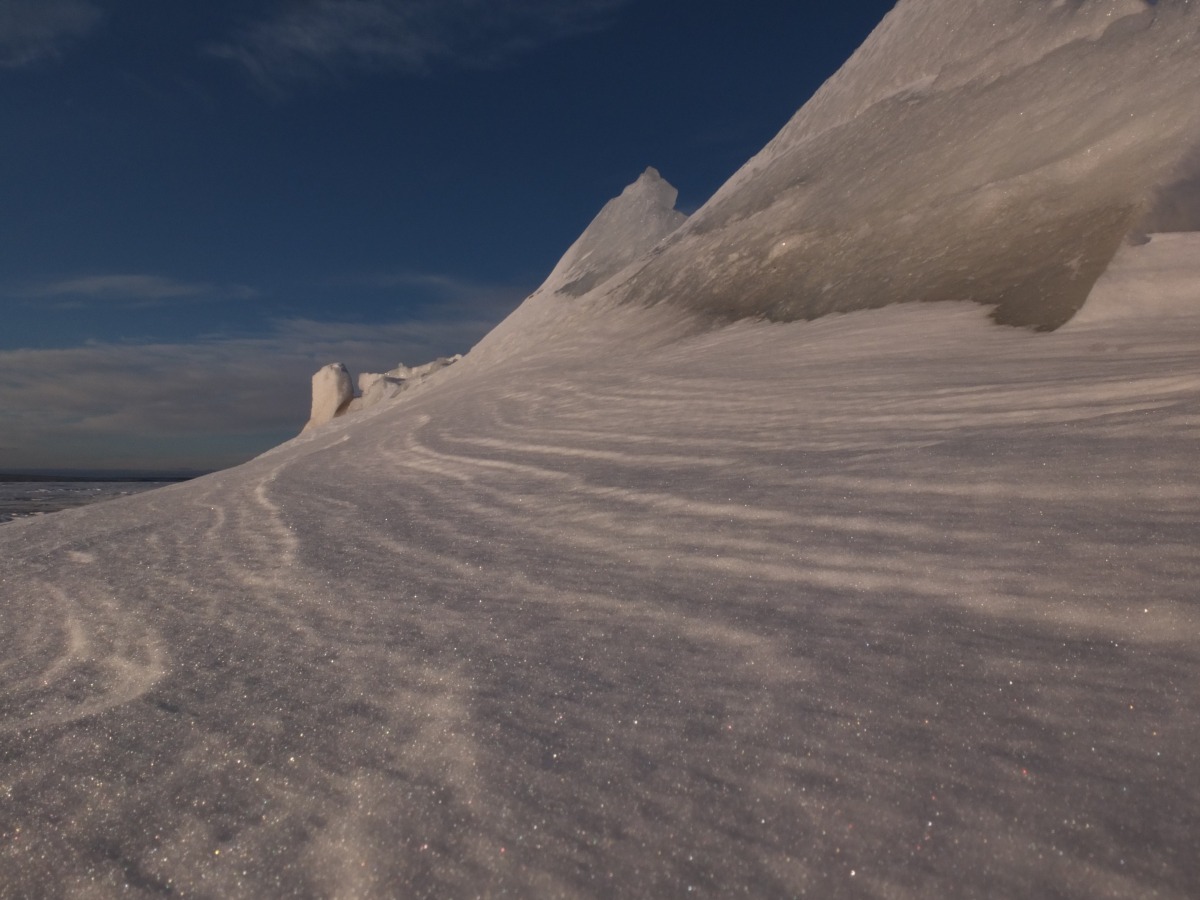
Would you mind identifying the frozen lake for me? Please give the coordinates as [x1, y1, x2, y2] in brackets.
[0, 478, 183, 525]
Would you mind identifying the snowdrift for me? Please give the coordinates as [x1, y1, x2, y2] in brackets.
[2, 2, 1199, 898]
[610, 0, 1200, 330]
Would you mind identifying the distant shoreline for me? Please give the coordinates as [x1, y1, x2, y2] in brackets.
[0, 472, 202, 484]
[0, 475, 194, 525]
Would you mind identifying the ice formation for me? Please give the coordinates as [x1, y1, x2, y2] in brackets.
[2, 3, 1200, 898]
[1068, 232, 1200, 324]
[302, 362, 353, 431]
[355, 355, 463, 411]
[302, 355, 465, 429]
[539, 166, 687, 297]
[1140, 164, 1200, 233]
[609, 0, 1200, 329]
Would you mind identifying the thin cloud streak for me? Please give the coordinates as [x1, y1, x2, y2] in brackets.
[11, 274, 260, 308]
[335, 269, 531, 315]
[0, 0, 102, 68]
[0, 315, 503, 471]
[208, 0, 632, 88]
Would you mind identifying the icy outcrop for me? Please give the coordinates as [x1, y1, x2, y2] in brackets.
[358, 376, 406, 409]
[301, 356, 463, 431]
[356, 356, 462, 410]
[397, 356, 463, 381]
[292, 354, 463, 420]
[540, 167, 687, 297]
[303, 363, 354, 432]
[612, 0, 1200, 330]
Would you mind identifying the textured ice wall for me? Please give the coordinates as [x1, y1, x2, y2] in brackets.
[615, 0, 1200, 329]
[540, 167, 687, 298]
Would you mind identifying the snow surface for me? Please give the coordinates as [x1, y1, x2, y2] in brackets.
[539, 166, 687, 298]
[2, 2, 1200, 897]
[2, 266, 1199, 898]
[617, 0, 1200, 330]
[1068, 232, 1200, 324]
[0, 480, 168, 525]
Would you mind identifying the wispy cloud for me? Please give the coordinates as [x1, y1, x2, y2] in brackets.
[0, 268, 526, 465]
[11, 274, 260, 308]
[338, 269, 530, 316]
[0, 0, 102, 69]
[0, 313, 507, 471]
[208, 0, 632, 88]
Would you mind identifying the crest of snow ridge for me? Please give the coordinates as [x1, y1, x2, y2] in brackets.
[572, 0, 1200, 331]
[540, 167, 688, 298]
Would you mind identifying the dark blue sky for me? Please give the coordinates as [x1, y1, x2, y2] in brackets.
[0, 0, 896, 472]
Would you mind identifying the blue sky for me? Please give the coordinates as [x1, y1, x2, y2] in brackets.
[0, 0, 896, 473]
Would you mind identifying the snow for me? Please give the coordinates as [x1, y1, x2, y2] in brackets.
[354, 356, 463, 413]
[1067, 232, 1200, 324]
[2, 1, 1200, 896]
[621, 0, 1200, 330]
[303, 362, 354, 431]
[2, 263, 1198, 896]
[539, 166, 687, 298]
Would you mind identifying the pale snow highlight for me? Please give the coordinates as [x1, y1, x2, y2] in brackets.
[302, 361, 354, 431]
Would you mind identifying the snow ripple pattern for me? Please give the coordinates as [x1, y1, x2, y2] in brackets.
[0, 300, 1198, 896]
[0, 582, 166, 733]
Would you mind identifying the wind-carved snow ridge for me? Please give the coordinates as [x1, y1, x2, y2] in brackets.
[539, 166, 688, 298]
[609, 0, 1200, 330]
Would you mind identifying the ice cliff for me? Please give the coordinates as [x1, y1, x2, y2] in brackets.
[299, 168, 686, 425]
[598, 0, 1200, 330]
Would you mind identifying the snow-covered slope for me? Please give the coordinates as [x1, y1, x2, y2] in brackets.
[3, 269, 1198, 899]
[539, 166, 687, 297]
[615, 0, 1200, 329]
[2, 3, 1200, 898]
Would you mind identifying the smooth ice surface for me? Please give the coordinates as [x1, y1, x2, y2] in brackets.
[615, 0, 1200, 329]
